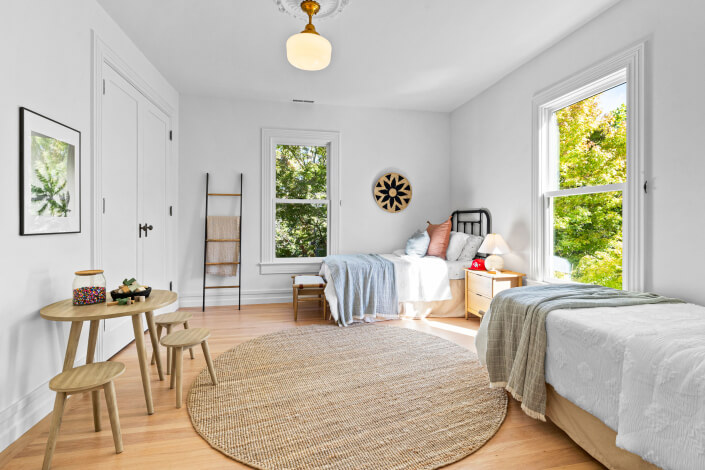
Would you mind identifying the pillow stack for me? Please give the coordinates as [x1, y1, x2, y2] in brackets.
[403, 216, 485, 261]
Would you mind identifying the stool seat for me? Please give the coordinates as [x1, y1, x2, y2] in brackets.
[294, 275, 326, 287]
[161, 327, 210, 348]
[49, 362, 126, 394]
[154, 310, 193, 325]
[162, 328, 217, 408]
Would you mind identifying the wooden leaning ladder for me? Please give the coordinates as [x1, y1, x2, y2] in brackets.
[202, 172, 243, 312]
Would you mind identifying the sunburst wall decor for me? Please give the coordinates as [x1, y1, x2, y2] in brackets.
[374, 173, 412, 213]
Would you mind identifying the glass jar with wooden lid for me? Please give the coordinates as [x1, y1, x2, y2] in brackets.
[72, 270, 107, 305]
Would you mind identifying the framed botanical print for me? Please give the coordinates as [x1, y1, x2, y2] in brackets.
[19, 107, 81, 235]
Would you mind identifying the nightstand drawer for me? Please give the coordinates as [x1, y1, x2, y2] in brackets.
[468, 292, 492, 314]
[467, 273, 492, 297]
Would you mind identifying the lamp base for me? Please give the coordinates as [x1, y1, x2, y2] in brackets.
[485, 254, 504, 273]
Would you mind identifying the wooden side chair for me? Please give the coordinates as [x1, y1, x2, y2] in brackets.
[292, 275, 328, 321]
[43, 362, 125, 470]
[160, 328, 218, 408]
[151, 311, 195, 375]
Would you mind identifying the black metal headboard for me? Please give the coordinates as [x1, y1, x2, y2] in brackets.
[451, 209, 492, 237]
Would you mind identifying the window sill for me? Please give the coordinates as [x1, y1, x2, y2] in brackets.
[259, 259, 323, 275]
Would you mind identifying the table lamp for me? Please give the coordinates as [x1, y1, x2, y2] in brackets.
[478, 233, 510, 273]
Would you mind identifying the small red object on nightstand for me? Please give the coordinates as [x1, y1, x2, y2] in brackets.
[470, 258, 485, 270]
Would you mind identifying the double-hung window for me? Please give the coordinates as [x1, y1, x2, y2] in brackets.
[532, 45, 644, 290]
[260, 129, 340, 274]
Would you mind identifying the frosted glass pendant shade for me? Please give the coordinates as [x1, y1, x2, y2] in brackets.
[286, 32, 332, 71]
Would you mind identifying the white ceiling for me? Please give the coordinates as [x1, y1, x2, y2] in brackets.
[97, 0, 620, 112]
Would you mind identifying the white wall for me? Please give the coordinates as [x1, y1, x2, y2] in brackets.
[450, 0, 705, 303]
[0, 0, 177, 452]
[179, 97, 451, 306]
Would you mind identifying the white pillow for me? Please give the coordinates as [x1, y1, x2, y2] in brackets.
[446, 231, 470, 261]
[458, 234, 484, 261]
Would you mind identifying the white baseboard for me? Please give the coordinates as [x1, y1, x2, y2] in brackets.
[0, 355, 86, 453]
[179, 288, 292, 308]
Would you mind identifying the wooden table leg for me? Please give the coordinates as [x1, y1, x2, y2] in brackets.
[62, 322, 83, 371]
[131, 314, 154, 415]
[86, 320, 101, 432]
[145, 311, 164, 381]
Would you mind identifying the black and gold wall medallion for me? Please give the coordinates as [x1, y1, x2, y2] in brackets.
[373, 173, 412, 213]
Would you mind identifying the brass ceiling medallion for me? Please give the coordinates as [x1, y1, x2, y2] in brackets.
[374, 173, 412, 213]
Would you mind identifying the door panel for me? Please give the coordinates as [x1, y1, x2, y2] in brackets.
[140, 103, 169, 300]
[101, 64, 141, 360]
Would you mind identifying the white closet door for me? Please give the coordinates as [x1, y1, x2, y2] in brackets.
[101, 63, 141, 359]
[139, 101, 169, 294]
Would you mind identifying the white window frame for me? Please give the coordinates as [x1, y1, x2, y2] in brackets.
[260, 128, 340, 274]
[531, 43, 644, 291]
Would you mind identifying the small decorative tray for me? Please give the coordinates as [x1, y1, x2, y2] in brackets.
[110, 286, 152, 301]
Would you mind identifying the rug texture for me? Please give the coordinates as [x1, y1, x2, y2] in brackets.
[187, 324, 507, 470]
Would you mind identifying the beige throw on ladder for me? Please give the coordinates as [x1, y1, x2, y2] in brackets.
[206, 216, 240, 276]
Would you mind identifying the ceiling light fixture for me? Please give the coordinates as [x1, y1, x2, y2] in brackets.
[286, 1, 332, 71]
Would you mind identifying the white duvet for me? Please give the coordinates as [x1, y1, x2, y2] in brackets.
[321, 253, 452, 322]
[477, 302, 705, 470]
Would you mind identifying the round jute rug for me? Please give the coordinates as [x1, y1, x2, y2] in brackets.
[187, 324, 507, 470]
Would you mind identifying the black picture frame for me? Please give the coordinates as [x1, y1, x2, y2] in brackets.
[19, 107, 81, 235]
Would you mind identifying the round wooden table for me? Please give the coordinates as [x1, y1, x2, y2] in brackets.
[40, 290, 178, 422]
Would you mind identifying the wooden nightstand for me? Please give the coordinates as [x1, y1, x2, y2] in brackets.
[465, 269, 524, 319]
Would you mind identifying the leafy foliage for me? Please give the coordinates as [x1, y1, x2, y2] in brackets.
[275, 145, 328, 258]
[30, 134, 72, 217]
[553, 92, 626, 288]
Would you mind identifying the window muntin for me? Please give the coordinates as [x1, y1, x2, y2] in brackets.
[545, 83, 627, 288]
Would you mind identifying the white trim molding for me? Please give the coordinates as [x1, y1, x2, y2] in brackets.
[260, 128, 341, 274]
[531, 42, 645, 291]
[180, 288, 292, 307]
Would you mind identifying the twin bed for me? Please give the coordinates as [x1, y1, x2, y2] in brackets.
[319, 208, 704, 470]
[320, 209, 491, 324]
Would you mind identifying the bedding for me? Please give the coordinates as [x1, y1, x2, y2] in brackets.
[321, 252, 456, 324]
[479, 284, 682, 421]
[404, 230, 430, 257]
[476, 288, 704, 470]
[323, 254, 397, 326]
[426, 217, 452, 258]
[445, 231, 470, 261]
[458, 233, 484, 261]
[545, 304, 705, 469]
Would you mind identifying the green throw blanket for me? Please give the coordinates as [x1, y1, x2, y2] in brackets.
[485, 284, 683, 420]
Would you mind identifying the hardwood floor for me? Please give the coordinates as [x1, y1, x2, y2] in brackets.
[0, 303, 603, 469]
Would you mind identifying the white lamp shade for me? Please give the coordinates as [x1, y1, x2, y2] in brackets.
[478, 233, 510, 255]
[286, 32, 332, 71]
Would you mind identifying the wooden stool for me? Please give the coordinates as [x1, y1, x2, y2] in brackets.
[292, 275, 328, 321]
[150, 311, 195, 375]
[43, 362, 125, 470]
[160, 328, 217, 408]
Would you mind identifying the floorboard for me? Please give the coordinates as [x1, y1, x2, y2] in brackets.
[0, 303, 603, 469]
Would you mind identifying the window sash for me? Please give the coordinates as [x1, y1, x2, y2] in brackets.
[543, 188, 623, 283]
[532, 44, 644, 291]
[261, 128, 340, 274]
[544, 183, 624, 199]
